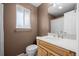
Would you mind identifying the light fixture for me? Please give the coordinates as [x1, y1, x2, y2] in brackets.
[59, 6, 63, 9]
[49, 3, 63, 10]
[53, 3, 56, 7]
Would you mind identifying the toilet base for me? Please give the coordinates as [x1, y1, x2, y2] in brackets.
[18, 53, 27, 56]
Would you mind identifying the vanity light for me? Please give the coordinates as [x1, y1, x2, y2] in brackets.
[49, 3, 63, 10]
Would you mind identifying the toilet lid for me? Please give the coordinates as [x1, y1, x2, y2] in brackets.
[26, 44, 38, 50]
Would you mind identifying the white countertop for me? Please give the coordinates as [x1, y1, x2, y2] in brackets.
[36, 36, 78, 54]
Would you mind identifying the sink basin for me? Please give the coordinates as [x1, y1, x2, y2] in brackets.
[42, 36, 58, 40]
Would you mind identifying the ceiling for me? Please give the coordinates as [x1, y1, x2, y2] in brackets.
[30, 3, 76, 17]
[31, 3, 42, 7]
[48, 3, 76, 17]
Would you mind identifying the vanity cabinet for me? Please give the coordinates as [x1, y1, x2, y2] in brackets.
[38, 46, 48, 56]
[64, 10, 76, 35]
[37, 39, 76, 56]
[48, 52, 54, 56]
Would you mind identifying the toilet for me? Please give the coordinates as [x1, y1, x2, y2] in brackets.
[26, 44, 38, 56]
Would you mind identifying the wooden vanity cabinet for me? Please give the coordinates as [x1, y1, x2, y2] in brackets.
[37, 46, 48, 56]
[48, 52, 55, 56]
[37, 39, 76, 56]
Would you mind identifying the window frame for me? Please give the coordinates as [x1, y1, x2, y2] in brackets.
[16, 5, 32, 31]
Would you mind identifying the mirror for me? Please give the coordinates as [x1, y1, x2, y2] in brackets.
[48, 3, 76, 39]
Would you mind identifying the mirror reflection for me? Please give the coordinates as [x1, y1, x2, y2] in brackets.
[48, 3, 76, 39]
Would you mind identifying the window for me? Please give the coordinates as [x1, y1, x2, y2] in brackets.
[16, 5, 31, 31]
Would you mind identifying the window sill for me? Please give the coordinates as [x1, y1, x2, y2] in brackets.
[15, 28, 32, 32]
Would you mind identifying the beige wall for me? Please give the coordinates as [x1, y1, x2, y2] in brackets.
[38, 4, 49, 36]
[4, 3, 37, 56]
[48, 14, 56, 20]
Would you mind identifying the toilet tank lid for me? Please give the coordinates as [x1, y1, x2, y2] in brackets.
[26, 44, 38, 50]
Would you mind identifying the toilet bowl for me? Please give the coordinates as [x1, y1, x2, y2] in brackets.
[26, 44, 38, 56]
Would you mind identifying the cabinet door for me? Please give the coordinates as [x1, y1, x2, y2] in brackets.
[48, 51, 60, 56]
[64, 10, 76, 35]
[37, 47, 48, 56]
[48, 53, 55, 56]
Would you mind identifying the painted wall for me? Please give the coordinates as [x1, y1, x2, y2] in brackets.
[38, 3, 49, 36]
[4, 3, 37, 56]
[76, 3, 79, 56]
[0, 3, 4, 56]
[48, 14, 55, 20]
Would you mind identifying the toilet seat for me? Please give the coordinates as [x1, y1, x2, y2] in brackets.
[26, 44, 38, 51]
